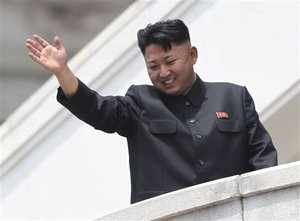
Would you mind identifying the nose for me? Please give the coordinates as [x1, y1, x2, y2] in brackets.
[159, 65, 171, 78]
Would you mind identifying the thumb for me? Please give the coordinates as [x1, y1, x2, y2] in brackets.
[54, 36, 63, 50]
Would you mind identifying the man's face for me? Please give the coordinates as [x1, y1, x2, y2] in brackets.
[144, 42, 197, 96]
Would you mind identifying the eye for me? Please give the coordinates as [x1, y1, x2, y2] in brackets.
[148, 65, 159, 70]
[166, 59, 176, 65]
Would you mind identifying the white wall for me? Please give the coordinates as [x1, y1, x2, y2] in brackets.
[1, 0, 299, 219]
[185, 0, 299, 113]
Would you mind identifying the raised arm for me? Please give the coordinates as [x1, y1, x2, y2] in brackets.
[26, 34, 78, 96]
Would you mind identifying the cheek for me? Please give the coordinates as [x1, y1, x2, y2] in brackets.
[171, 64, 185, 75]
[148, 71, 158, 81]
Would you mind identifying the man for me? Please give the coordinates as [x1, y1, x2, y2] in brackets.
[26, 19, 277, 204]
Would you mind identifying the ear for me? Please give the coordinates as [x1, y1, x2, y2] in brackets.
[190, 46, 198, 64]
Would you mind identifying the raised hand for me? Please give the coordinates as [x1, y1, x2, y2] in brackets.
[26, 34, 79, 96]
[26, 34, 68, 76]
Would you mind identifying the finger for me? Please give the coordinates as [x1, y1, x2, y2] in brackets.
[54, 36, 63, 50]
[26, 38, 43, 52]
[26, 42, 41, 58]
[28, 52, 41, 64]
[33, 34, 50, 48]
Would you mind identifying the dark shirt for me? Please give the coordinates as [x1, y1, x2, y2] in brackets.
[57, 75, 277, 203]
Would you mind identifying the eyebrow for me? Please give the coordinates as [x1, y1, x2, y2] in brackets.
[147, 60, 157, 64]
[147, 55, 174, 64]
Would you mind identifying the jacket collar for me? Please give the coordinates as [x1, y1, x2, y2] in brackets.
[158, 74, 206, 110]
[186, 74, 206, 107]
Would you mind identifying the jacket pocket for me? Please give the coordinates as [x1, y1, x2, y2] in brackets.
[216, 119, 241, 132]
[149, 120, 177, 134]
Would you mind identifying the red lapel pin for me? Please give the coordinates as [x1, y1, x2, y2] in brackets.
[216, 112, 229, 119]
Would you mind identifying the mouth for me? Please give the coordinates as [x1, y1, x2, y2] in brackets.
[162, 78, 175, 85]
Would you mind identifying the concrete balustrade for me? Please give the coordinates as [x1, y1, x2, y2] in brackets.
[97, 161, 300, 221]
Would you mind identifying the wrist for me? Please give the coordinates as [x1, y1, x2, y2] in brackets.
[56, 64, 70, 76]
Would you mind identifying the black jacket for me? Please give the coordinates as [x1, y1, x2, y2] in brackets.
[57, 75, 277, 203]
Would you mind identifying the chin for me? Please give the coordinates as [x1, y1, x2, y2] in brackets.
[155, 83, 181, 96]
[161, 88, 181, 96]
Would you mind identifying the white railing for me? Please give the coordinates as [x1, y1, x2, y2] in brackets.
[96, 161, 300, 221]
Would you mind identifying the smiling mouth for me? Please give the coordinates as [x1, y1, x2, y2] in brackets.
[162, 78, 175, 85]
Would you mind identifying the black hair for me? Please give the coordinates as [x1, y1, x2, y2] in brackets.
[137, 19, 190, 55]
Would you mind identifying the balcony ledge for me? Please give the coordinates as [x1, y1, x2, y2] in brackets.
[96, 161, 300, 221]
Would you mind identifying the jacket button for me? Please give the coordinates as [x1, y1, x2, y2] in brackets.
[189, 119, 196, 123]
[198, 160, 205, 166]
[185, 101, 190, 106]
[196, 134, 202, 139]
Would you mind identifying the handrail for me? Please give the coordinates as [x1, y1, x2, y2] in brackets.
[96, 161, 300, 221]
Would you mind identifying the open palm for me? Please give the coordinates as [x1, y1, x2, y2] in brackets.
[26, 35, 68, 75]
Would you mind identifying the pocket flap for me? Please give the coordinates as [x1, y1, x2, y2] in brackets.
[149, 120, 176, 134]
[216, 119, 241, 132]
